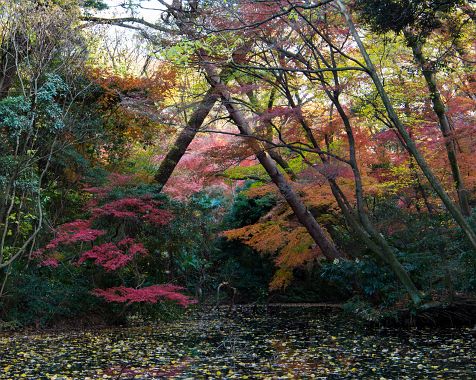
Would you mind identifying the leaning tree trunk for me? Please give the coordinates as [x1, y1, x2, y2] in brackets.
[154, 88, 219, 190]
[154, 43, 255, 191]
[294, 89, 422, 304]
[405, 32, 471, 216]
[276, 66, 422, 303]
[336, 0, 476, 253]
[202, 59, 344, 260]
[239, 80, 297, 180]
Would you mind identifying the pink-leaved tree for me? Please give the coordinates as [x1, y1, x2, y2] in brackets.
[33, 173, 196, 309]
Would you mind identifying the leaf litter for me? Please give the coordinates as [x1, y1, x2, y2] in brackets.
[1, 306, 475, 379]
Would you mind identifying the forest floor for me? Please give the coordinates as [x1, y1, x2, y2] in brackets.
[0, 306, 475, 379]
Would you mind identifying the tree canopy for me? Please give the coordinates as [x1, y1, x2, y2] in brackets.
[0, 0, 475, 328]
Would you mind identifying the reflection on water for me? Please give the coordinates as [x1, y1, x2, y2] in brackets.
[1, 306, 475, 379]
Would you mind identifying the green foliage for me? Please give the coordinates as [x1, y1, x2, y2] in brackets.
[81, 0, 108, 10]
[355, 0, 464, 34]
[320, 198, 476, 320]
[371, 199, 476, 292]
[1, 0, 475, 331]
[224, 185, 276, 228]
[0, 74, 68, 140]
[207, 187, 276, 301]
[212, 238, 273, 302]
[321, 257, 403, 306]
[0, 265, 98, 327]
[0, 96, 31, 134]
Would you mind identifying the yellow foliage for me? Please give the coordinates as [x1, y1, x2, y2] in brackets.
[244, 183, 277, 198]
[225, 181, 344, 290]
[269, 268, 294, 290]
[225, 223, 323, 291]
[224, 222, 284, 254]
[275, 227, 319, 268]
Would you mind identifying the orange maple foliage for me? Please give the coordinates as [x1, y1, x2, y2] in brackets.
[224, 194, 335, 290]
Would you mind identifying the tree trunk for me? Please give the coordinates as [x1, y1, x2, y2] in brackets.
[333, 98, 423, 305]
[154, 43, 254, 191]
[405, 32, 471, 216]
[0, 32, 29, 100]
[281, 76, 422, 303]
[0, 60, 16, 99]
[0, 44, 18, 99]
[336, 0, 476, 253]
[154, 89, 219, 190]
[239, 79, 297, 179]
[202, 61, 344, 260]
[277, 56, 423, 303]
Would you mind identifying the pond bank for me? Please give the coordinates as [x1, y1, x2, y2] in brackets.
[1, 306, 475, 379]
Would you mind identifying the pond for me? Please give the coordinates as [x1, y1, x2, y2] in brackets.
[1, 306, 475, 379]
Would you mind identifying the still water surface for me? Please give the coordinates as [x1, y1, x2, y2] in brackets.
[1, 306, 475, 379]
